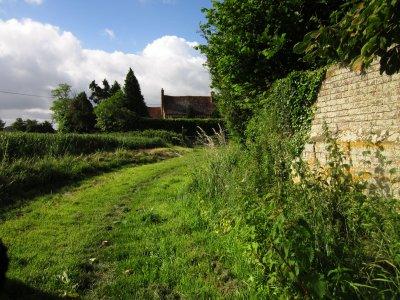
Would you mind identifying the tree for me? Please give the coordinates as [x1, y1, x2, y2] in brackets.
[39, 121, 55, 133]
[110, 81, 121, 95]
[294, 0, 400, 75]
[89, 79, 120, 104]
[198, 0, 344, 138]
[94, 90, 137, 132]
[0, 119, 5, 131]
[11, 118, 26, 132]
[51, 84, 95, 133]
[9, 118, 54, 133]
[124, 68, 148, 117]
[68, 92, 96, 133]
[51, 84, 73, 132]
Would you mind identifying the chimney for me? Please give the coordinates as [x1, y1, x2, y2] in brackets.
[161, 88, 165, 119]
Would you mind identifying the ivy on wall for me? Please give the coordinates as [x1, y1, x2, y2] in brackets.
[246, 68, 326, 155]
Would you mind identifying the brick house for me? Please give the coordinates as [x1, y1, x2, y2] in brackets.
[147, 89, 215, 119]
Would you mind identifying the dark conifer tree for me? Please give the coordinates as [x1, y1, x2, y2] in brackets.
[110, 81, 121, 96]
[102, 79, 110, 97]
[69, 92, 96, 133]
[123, 68, 148, 117]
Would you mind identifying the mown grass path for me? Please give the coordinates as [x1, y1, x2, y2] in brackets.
[0, 150, 248, 299]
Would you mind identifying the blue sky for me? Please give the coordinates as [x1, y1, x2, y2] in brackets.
[0, 0, 212, 122]
[0, 0, 210, 52]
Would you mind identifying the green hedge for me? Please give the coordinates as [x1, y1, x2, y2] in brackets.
[131, 118, 224, 137]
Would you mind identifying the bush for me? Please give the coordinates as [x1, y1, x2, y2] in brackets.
[94, 90, 138, 132]
[0, 132, 167, 160]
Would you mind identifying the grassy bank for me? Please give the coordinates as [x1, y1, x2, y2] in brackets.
[0, 150, 254, 299]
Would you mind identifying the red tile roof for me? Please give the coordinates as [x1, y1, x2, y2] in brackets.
[162, 93, 214, 118]
[147, 107, 162, 119]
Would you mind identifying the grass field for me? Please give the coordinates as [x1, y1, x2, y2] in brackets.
[0, 150, 255, 299]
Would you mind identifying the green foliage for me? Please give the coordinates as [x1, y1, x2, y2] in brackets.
[0, 131, 166, 160]
[124, 68, 148, 117]
[50, 84, 73, 133]
[295, 0, 400, 74]
[51, 85, 96, 133]
[0, 120, 5, 131]
[198, 0, 342, 138]
[246, 68, 326, 155]
[89, 79, 121, 104]
[191, 133, 400, 297]
[68, 92, 96, 133]
[10, 118, 55, 133]
[94, 90, 138, 132]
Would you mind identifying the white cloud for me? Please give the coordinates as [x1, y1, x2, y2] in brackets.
[103, 28, 115, 39]
[0, 18, 210, 123]
[25, 0, 43, 5]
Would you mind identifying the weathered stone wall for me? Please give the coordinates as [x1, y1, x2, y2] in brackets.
[303, 62, 400, 195]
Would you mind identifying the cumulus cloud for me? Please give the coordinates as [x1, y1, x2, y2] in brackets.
[25, 0, 43, 5]
[0, 18, 210, 123]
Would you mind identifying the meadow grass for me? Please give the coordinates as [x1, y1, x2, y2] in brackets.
[0, 150, 256, 299]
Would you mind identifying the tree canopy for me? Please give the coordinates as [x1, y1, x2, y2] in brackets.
[10, 118, 54, 133]
[198, 0, 344, 138]
[94, 90, 137, 132]
[294, 0, 400, 75]
[68, 92, 96, 133]
[51, 84, 95, 133]
[89, 79, 121, 104]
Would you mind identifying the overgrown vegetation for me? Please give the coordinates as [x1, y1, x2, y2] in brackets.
[193, 1, 400, 294]
[198, 0, 343, 138]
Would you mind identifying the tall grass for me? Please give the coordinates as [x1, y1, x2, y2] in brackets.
[189, 132, 400, 298]
[0, 132, 170, 160]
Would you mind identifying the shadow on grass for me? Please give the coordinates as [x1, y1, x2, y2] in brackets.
[0, 154, 169, 218]
[0, 279, 77, 299]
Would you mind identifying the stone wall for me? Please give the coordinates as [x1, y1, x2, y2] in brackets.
[303, 62, 400, 195]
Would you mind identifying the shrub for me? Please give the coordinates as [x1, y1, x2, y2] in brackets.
[94, 90, 138, 132]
